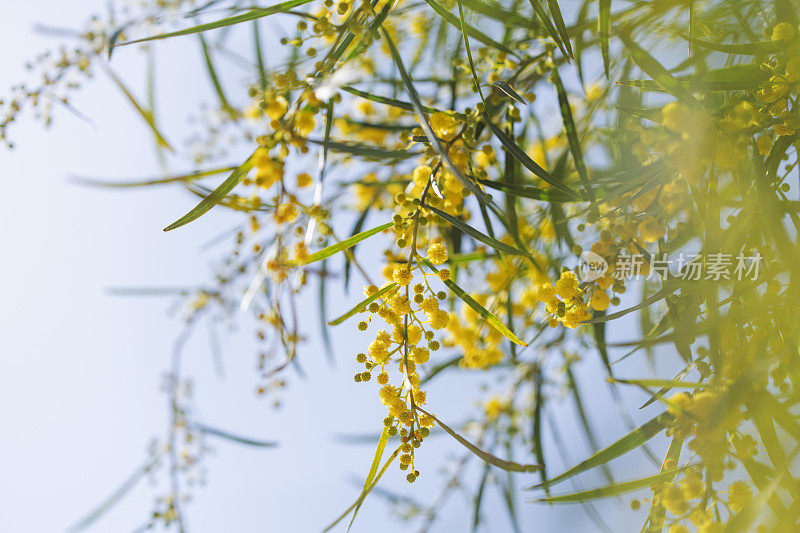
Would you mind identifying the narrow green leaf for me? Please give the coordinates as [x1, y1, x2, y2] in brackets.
[610, 378, 707, 389]
[619, 33, 701, 108]
[679, 34, 787, 55]
[72, 165, 238, 188]
[722, 473, 784, 533]
[328, 283, 399, 325]
[191, 423, 278, 447]
[538, 469, 684, 503]
[103, 65, 173, 151]
[320, 258, 335, 363]
[478, 178, 579, 202]
[163, 154, 255, 231]
[460, 0, 534, 27]
[552, 67, 594, 204]
[347, 421, 392, 530]
[584, 286, 674, 323]
[295, 222, 393, 265]
[532, 413, 670, 489]
[376, 16, 499, 210]
[119, 0, 315, 45]
[198, 34, 235, 116]
[340, 84, 442, 114]
[619, 64, 770, 92]
[646, 437, 683, 533]
[324, 444, 402, 532]
[482, 113, 582, 200]
[306, 137, 419, 160]
[473, 463, 491, 531]
[599, 0, 611, 77]
[252, 20, 267, 89]
[492, 81, 526, 104]
[527, 0, 571, 58]
[68, 454, 162, 532]
[545, 0, 574, 56]
[592, 311, 611, 375]
[421, 202, 527, 256]
[417, 408, 540, 472]
[747, 400, 787, 471]
[422, 0, 517, 57]
[531, 366, 547, 487]
[422, 260, 527, 346]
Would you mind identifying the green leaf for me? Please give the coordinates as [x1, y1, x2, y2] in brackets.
[610, 378, 707, 389]
[376, 15, 499, 211]
[552, 67, 594, 204]
[119, 0, 316, 45]
[722, 473, 784, 533]
[545, 0, 573, 57]
[72, 165, 238, 188]
[598, 0, 611, 77]
[422, 260, 527, 346]
[478, 178, 579, 202]
[619, 33, 701, 108]
[527, 0, 571, 58]
[163, 154, 255, 231]
[679, 34, 787, 55]
[619, 64, 770, 92]
[68, 454, 162, 532]
[347, 421, 393, 530]
[592, 311, 611, 374]
[421, 202, 527, 256]
[294, 222, 393, 265]
[584, 286, 674, 323]
[198, 34, 235, 116]
[328, 283, 399, 325]
[417, 408, 540, 472]
[324, 443, 402, 532]
[532, 413, 670, 489]
[492, 81, 526, 104]
[646, 437, 683, 533]
[482, 113, 582, 200]
[252, 20, 267, 89]
[103, 65, 173, 151]
[537, 469, 685, 503]
[421, 0, 517, 57]
[191, 423, 278, 447]
[459, 0, 534, 27]
[340, 84, 443, 115]
[306, 137, 419, 160]
[473, 463, 491, 531]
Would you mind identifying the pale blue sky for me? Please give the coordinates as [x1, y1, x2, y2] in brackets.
[0, 3, 669, 532]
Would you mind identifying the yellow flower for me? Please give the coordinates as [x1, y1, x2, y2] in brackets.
[410, 346, 429, 364]
[727, 480, 752, 512]
[787, 56, 800, 81]
[639, 216, 665, 243]
[264, 96, 288, 120]
[429, 112, 461, 140]
[771, 22, 796, 42]
[483, 396, 508, 421]
[589, 289, 609, 311]
[554, 271, 580, 300]
[426, 242, 448, 265]
[430, 310, 450, 329]
[756, 135, 773, 155]
[296, 172, 313, 188]
[295, 109, 316, 136]
[662, 484, 689, 515]
[393, 265, 413, 286]
[293, 242, 309, 263]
